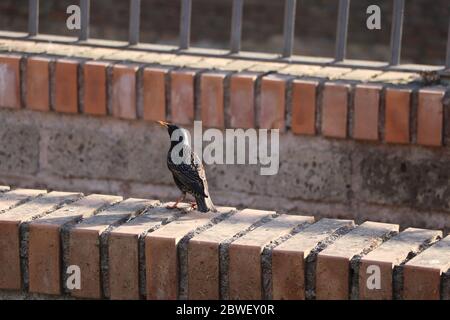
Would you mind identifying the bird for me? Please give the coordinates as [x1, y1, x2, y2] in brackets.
[157, 120, 216, 213]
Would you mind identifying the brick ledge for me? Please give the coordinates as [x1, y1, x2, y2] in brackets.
[0, 186, 448, 300]
[0, 39, 449, 148]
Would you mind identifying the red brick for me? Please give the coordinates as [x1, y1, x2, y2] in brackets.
[316, 221, 398, 300]
[259, 75, 287, 131]
[28, 194, 121, 295]
[108, 233, 139, 298]
[0, 54, 21, 109]
[0, 191, 80, 290]
[83, 61, 109, 116]
[228, 215, 314, 300]
[321, 82, 350, 139]
[108, 206, 177, 300]
[170, 69, 196, 125]
[353, 84, 381, 141]
[111, 64, 139, 119]
[0, 221, 21, 290]
[417, 88, 445, 147]
[26, 56, 50, 111]
[385, 87, 412, 144]
[359, 228, 442, 300]
[188, 208, 271, 300]
[291, 80, 318, 135]
[403, 235, 450, 300]
[272, 218, 354, 300]
[146, 210, 221, 300]
[67, 198, 154, 299]
[54, 59, 79, 114]
[143, 67, 168, 122]
[201, 72, 226, 128]
[229, 73, 257, 129]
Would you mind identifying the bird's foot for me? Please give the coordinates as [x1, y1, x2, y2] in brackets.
[166, 194, 187, 210]
[190, 202, 197, 209]
[166, 203, 179, 209]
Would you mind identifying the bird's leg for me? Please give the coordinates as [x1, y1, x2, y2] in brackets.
[190, 201, 197, 209]
[167, 193, 186, 209]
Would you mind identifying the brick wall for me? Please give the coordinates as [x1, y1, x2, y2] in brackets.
[0, 186, 448, 300]
[0, 39, 450, 234]
[0, 0, 448, 64]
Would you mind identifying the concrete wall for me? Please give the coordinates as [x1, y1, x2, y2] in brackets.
[1, 108, 449, 232]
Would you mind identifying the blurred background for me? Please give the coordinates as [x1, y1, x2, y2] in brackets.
[0, 0, 448, 65]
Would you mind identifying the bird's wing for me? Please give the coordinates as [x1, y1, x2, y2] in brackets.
[170, 163, 207, 197]
[168, 152, 207, 198]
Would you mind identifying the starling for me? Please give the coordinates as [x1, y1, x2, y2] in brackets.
[157, 121, 216, 212]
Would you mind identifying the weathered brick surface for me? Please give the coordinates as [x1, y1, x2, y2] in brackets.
[229, 73, 257, 129]
[229, 215, 314, 300]
[340, 69, 382, 81]
[167, 56, 204, 67]
[28, 194, 122, 295]
[291, 80, 318, 135]
[146, 210, 220, 300]
[0, 54, 21, 109]
[186, 58, 233, 69]
[404, 235, 450, 300]
[259, 75, 288, 131]
[0, 191, 80, 290]
[247, 62, 286, 73]
[313, 67, 352, 80]
[200, 72, 227, 128]
[83, 61, 109, 116]
[353, 84, 381, 141]
[371, 71, 421, 84]
[321, 82, 350, 139]
[385, 87, 412, 144]
[272, 218, 354, 300]
[111, 64, 139, 120]
[279, 64, 322, 77]
[359, 228, 442, 300]
[108, 205, 179, 300]
[143, 67, 169, 122]
[67, 198, 155, 299]
[54, 59, 79, 114]
[221, 60, 256, 72]
[316, 221, 399, 300]
[188, 208, 272, 300]
[170, 70, 196, 125]
[1, 39, 447, 154]
[417, 88, 445, 147]
[0, 189, 46, 213]
[26, 57, 51, 112]
[0, 186, 448, 300]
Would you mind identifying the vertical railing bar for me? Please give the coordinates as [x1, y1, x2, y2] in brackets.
[179, 0, 192, 50]
[389, 0, 405, 65]
[79, 0, 90, 41]
[28, 0, 39, 36]
[129, 0, 141, 45]
[446, 19, 450, 69]
[230, 0, 244, 54]
[282, 0, 297, 58]
[334, 0, 350, 62]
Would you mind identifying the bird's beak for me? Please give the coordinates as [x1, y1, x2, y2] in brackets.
[156, 120, 169, 127]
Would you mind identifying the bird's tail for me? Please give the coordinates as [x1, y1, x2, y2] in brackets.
[195, 195, 216, 213]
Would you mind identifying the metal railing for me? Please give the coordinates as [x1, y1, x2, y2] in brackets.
[5, 0, 450, 71]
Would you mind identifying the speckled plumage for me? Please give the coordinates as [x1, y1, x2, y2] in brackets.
[158, 121, 216, 212]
